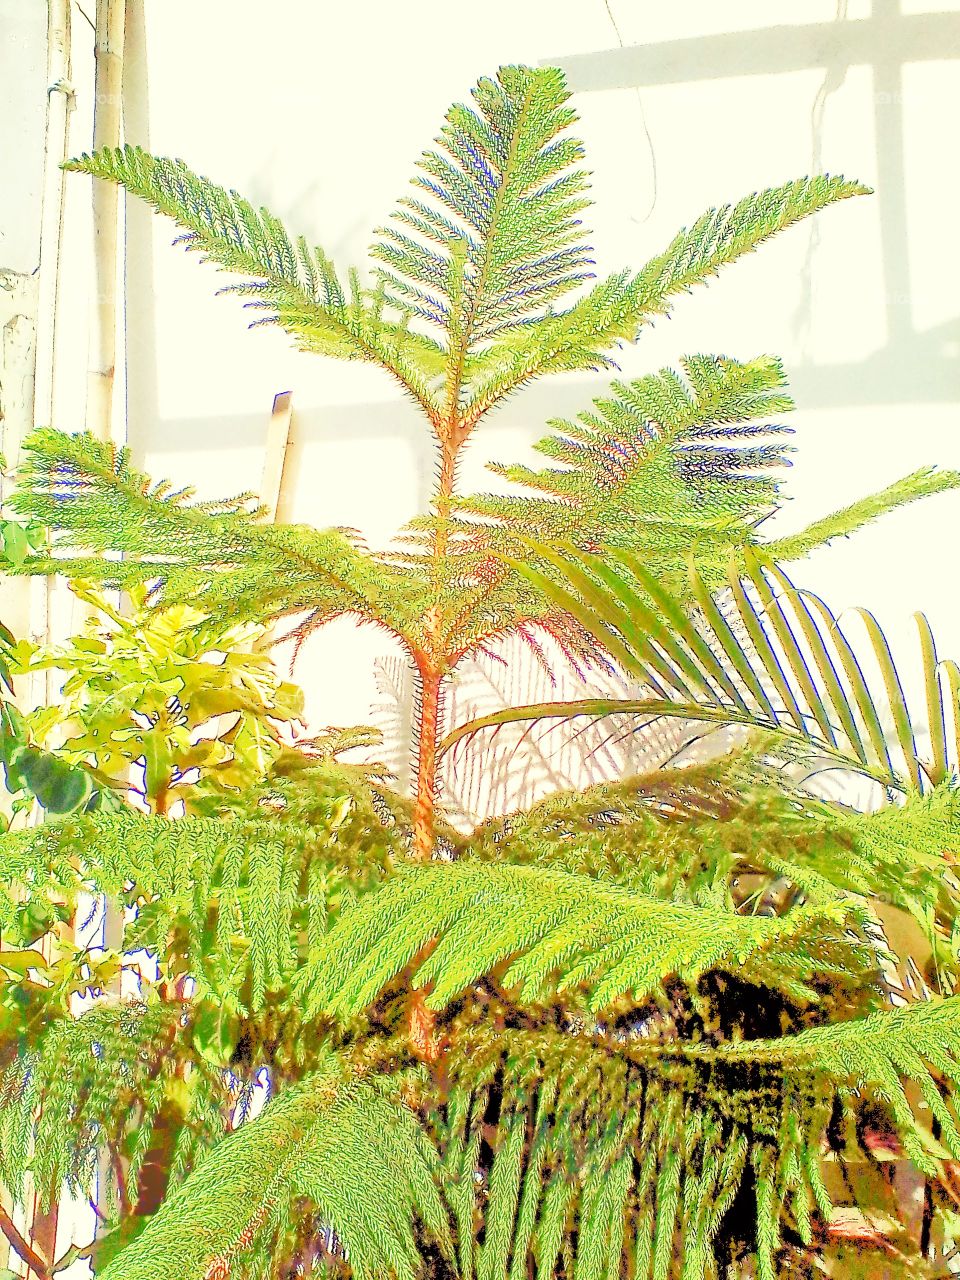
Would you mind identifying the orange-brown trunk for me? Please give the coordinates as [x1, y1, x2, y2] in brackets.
[412, 663, 441, 862]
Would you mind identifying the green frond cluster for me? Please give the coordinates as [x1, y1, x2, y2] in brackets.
[13, 429, 575, 663]
[783, 784, 960, 983]
[62, 69, 871, 434]
[224, 739, 412, 828]
[0, 999, 230, 1209]
[463, 760, 960, 982]
[0, 799, 397, 1014]
[62, 144, 448, 413]
[0, 813, 125, 941]
[444, 354, 793, 580]
[848, 784, 960, 900]
[95, 1049, 453, 1280]
[300, 860, 875, 1019]
[13, 112, 905, 688]
[11, 56, 955, 1280]
[460, 754, 835, 900]
[10, 428, 407, 632]
[457, 174, 870, 416]
[434, 1025, 830, 1280]
[222, 742, 471, 861]
[696, 995, 960, 1173]
[372, 65, 593, 344]
[434, 995, 960, 1280]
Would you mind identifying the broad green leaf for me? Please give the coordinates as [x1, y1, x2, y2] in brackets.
[17, 746, 92, 813]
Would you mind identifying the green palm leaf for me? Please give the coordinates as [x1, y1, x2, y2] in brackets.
[443, 545, 960, 791]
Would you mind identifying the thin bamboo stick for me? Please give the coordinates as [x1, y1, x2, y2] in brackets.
[261, 390, 294, 523]
[17, 3, 74, 1275]
[85, 0, 126, 447]
[85, 0, 129, 1253]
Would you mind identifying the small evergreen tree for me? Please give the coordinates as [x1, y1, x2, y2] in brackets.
[3, 64, 960, 1279]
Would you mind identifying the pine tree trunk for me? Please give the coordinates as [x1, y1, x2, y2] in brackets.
[131, 1101, 179, 1217]
[27, 1187, 57, 1280]
[412, 423, 458, 863]
[412, 662, 441, 862]
[409, 655, 444, 1059]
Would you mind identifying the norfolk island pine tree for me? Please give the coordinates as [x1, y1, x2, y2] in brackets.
[2, 63, 960, 1280]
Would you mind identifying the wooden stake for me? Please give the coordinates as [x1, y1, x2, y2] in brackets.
[85, 0, 126, 447]
[260, 391, 294, 523]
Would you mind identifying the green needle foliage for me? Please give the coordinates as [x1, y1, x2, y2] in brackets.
[26, 65, 950, 856]
[298, 861, 873, 1017]
[2, 61, 960, 1280]
[0, 998, 232, 1210]
[451, 354, 798, 552]
[91, 1047, 454, 1280]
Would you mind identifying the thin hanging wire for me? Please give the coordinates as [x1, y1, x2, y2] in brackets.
[601, 0, 659, 223]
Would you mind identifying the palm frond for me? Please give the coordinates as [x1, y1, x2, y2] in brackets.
[443, 546, 960, 791]
[298, 860, 873, 1020]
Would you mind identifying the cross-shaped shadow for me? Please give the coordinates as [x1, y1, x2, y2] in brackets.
[544, 0, 960, 408]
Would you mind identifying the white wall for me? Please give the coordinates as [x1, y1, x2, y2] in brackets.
[8, 0, 960, 806]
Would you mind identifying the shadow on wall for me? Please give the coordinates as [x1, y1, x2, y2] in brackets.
[547, 0, 960, 410]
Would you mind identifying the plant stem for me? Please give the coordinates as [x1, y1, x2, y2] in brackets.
[412, 661, 441, 862]
[435, 436, 458, 537]
[411, 426, 460, 862]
